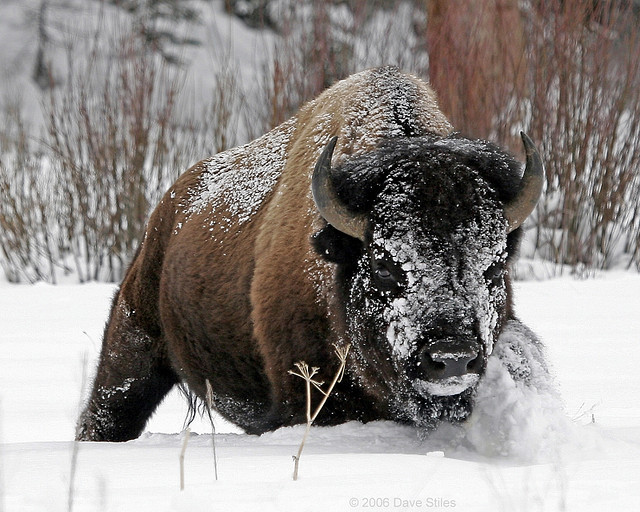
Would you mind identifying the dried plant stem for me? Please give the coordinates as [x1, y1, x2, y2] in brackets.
[0, 398, 4, 512]
[179, 428, 190, 491]
[205, 379, 219, 481]
[289, 344, 350, 481]
[69, 352, 88, 512]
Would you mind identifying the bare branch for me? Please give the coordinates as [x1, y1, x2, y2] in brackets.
[179, 428, 190, 491]
[290, 343, 351, 480]
[205, 379, 219, 481]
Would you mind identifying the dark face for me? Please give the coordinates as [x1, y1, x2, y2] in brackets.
[348, 163, 509, 425]
[313, 136, 526, 428]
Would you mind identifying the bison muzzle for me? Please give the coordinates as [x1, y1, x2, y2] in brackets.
[76, 66, 546, 441]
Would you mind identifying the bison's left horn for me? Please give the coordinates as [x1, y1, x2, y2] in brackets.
[504, 132, 545, 233]
[312, 136, 367, 241]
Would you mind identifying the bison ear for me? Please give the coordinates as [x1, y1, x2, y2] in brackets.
[311, 225, 363, 264]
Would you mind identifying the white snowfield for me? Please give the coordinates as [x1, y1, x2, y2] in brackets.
[1, 270, 639, 511]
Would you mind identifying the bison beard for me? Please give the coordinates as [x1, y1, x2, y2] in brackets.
[76, 67, 545, 442]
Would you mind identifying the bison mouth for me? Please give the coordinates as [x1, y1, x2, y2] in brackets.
[390, 379, 476, 431]
[412, 373, 480, 397]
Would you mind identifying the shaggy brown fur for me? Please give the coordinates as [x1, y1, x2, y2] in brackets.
[76, 66, 522, 441]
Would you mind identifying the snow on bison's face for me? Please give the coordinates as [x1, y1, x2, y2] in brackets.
[312, 134, 543, 428]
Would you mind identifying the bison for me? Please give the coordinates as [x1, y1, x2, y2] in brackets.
[77, 66, 546, 441]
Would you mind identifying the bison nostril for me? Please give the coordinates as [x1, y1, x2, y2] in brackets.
[419, 345, 480, 380]
[466, 352, 482, 373]
[423, 352, 446, 372]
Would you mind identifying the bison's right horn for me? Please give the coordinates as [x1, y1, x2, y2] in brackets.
[504, 132, 545, 233]
[312, 136, 367, 241]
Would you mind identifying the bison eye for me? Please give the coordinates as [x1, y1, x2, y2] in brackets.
[484, 261, 505, 286]
[372, 260, 400, 291]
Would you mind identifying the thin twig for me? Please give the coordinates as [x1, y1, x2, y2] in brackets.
[0, 397, 4, 512]
[179, 428, 190, 491]
[205, 379, 219, 481]
[289, 344, 350, 480]
[69, 352, 88, 512]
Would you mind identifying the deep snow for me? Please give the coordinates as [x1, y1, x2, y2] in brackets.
[1, 270, 640, 511]
[2, 2, 639, 510]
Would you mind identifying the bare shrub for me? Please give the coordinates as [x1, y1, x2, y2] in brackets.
[425, 0, 640, 272]
[0, 97, 58, 283]
[44, 22, 203, 282]
[523, 0, 640, 271]
[206, 60, 244, 153]
[1, 6, 253, 283]
[259, 0, 430, 131]
[3, 1, 640, 281]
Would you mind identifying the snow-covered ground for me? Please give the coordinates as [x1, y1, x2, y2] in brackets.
[1, 271, 639, 511]
[2, 2, 639, 510]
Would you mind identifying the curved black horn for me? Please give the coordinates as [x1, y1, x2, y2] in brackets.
[312, 137, 367, 241]
[504, 132, 545, 233]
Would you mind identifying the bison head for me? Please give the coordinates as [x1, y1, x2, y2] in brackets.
[311, 133, 543, 428]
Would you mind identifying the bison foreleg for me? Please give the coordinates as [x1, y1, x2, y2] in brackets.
[76, 303, 178, 441]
